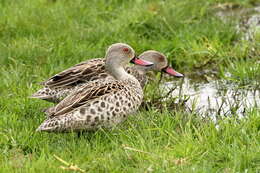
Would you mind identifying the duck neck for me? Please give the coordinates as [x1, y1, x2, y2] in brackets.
[112, 66, 129, 80]
[106, 64, 138, 83]
[132, 65, 150, 75]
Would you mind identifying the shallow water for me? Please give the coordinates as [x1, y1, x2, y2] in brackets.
[163, 78, 260, 119]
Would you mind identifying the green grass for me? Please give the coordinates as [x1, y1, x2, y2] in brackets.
[0, 0, 259, 172]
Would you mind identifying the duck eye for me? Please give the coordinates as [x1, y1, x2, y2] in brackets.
[123, 48, 129, 52]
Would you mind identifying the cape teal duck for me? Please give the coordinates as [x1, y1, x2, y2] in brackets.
[36, 43, 153, 132]
[31, 50, 183, 103]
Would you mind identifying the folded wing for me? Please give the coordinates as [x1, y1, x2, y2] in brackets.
[48, 80, 125, 117]
[42, 58, 106, 88]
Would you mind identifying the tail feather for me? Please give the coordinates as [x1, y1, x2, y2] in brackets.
[29, 87, 59, 103]
[36, 118, 60, 132]
[30, 93, 51, 99]
[36, 115, 75, 132]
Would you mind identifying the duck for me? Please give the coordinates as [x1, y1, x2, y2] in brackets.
[126, 50, 183, 87]
[36, 43, 153, 132]
[31, 50, 183, 103]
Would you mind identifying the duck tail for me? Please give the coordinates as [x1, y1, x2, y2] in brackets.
[29, 87, 59, 103]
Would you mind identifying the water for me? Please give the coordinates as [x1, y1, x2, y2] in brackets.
[163, 78, 260, 119]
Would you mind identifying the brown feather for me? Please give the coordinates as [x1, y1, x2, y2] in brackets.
[42, 58, 106, 88]
[50, 80, 126, 117]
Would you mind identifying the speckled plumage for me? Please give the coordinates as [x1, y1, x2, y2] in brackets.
[31, 51, 169, 103]
[31, 58, 110, 102]
[36, 43, 153, 132]
[37, 78, 142, 132]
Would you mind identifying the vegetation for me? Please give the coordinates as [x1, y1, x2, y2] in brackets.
[0, 0, 259, 172]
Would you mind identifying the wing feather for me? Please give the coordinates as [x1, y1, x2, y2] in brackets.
[50, 80, 125, 117]
[42, 58, 106, 88]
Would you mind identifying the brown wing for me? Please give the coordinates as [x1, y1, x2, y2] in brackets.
[50, 80, 125, 117]
[42, 58, 106, 88]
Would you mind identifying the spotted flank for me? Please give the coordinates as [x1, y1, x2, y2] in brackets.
[36, 79, 142, 132]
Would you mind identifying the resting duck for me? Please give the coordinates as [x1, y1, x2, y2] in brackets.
[31, 50, 183, 103]
[36, 43, 153, 132]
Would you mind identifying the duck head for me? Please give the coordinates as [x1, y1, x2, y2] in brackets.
[138, 50, 184, 77]
[105, 43, 153, 68]
[105, 43, 154, 80]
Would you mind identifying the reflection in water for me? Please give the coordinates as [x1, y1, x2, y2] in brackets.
[163, 78, 259, 119]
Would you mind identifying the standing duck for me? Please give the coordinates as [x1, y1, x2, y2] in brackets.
[36, 43, 153, 132]
[31, 50, 183, 103]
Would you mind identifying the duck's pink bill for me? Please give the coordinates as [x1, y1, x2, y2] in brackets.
[131, 57, 154, 67]
[163, 66, 184, 77]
